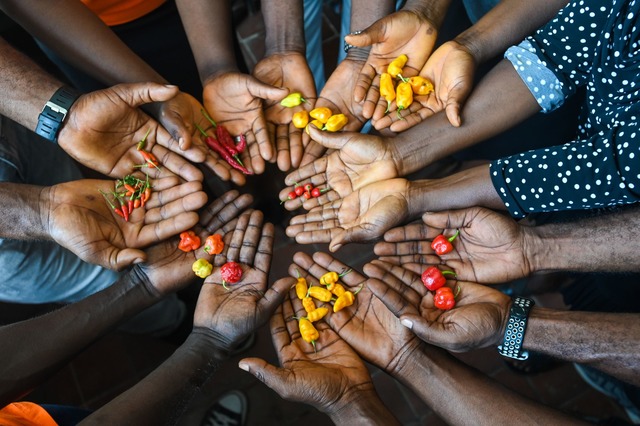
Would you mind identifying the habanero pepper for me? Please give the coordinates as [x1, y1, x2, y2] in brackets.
[387, 54, 408, 79]
[408, 76, 434, 96]
[292, 110, 310, 129]
[319, 269, 351, 286]
[178, 230, 201, 252]
[203, 234, 224, 255]
[220, 261, 243, 289]
[306, 307, 329, 323]
[305, 119, 324, 135]
[323, 114, 348, 132]
[299, 317, 319, 349]
[433, 286, 460, 310]
[421, 266, 456, 291]
[309, 107, 333, 124]
[280, 92, 306, 108]
[308, 286, 332, 302]
[302, 296, 317, 313]
[333, 290, 355, 313]
[192, 258, 213, 279]
[431, 229, 460, 256]
[395, 81, 413, 119]
[379, 72, 396, 113]
[295, 272, 308, 300]
[329, 282, 346, 297]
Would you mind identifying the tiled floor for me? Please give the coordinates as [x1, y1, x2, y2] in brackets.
[5, 1, 636, 425]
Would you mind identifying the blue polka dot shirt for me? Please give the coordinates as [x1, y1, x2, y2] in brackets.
[490, 0, 640, 218]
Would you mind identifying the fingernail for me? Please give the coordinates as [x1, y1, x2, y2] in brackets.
[238, 362, 249, 372]
[401, 319, 413, 329]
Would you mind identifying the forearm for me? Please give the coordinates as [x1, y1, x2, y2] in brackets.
[0, 183, 49, 240]
[0, 0, 167, 86]
[328, 389, 400, 426]
[402, 0, 453, 29]
[393, 60, 540, 176]
[0, 268, 160, 406]
[175, 0, 239, 81]
[407, 165, 506, 217]
[346, 0, 395, 61]
[526, 205, 640, 274]
[396, 344, 585, 425]
[0, 37, 62, 130]
[262, 0, 306, 55]
[524, 308, 640, 386]
[455, 0, 568, 64]
[82, 329, 227, 425]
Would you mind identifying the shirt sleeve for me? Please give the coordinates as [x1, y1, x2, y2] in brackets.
[490, 123, 640, 218]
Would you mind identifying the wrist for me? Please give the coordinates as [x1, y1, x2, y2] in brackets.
[401, 0, 448, 29]
[453, 32, 483, 66]
[189, 326, 233, 359]
[328, 388, 398, 425]
[35, 86, 81, 142]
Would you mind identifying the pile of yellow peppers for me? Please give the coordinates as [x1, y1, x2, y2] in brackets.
[294, 269, 361, 350]
[380, 54, 434, 118]
[280, 92, 349, 132]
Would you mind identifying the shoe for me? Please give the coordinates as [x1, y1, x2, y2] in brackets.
[201, 390, 248, 426]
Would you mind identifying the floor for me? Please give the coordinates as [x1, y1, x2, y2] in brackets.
[4, 1, 635, 425]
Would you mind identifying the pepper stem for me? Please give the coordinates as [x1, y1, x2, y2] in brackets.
[201, 109, 217, 128]
[353, 282, 365, 296]
[448, 229, 460, 243]
[194, 122, 208, 137]
[442, 270, 457, 278]
[339, 268, 352, 278]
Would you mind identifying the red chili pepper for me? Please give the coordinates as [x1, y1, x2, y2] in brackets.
[303, 191, 312, 200]
[303, 183, 313, 192]
[119, 198, 129, 222]
[140, 150, 160, 169]
[124, 183, 136, 194]
[235, 134, 247, 153]
[433, 286, 459, 310]
[127, 199, 134, 215]
[195, 123, 253, 175]
[311, 187, 330, 198]
[220, 261, 243, 289]
[201, 108, 245, 163]
[431, 230, 460, 256]
[133, 198, 141, 209]
[113, 207, 125, 219]
[421, 266, 456, 291]
[281, 190, 298, 204]
[294, 185, 305, 197]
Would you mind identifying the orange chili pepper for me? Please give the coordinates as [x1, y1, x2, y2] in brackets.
[333, 290, 355, 312]
[380, 72, 396, 113]
[387, 54, 408, 78]
[305, 119, 324, 135]
[295, 276, 309, 300]
[395, 81, 413, 119]
[408, 76, 434, 96]
[330, 283, 346, 297]
[302, 296, 317, 313]
[299, 317, 319, 348]
[320, 269, 352, 286]
[203, 234, 224, 255]
[323, 114, 348, 132]
[292, 110, 309, 129]
[309, 107, 333, 124]
[306, 307, 329, 323]
[308, 286, 332, 302]
[178, 230, 201, 252]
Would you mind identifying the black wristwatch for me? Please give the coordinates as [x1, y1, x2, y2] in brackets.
[35, 86, 80, 142]
[497, 296, 535, 360]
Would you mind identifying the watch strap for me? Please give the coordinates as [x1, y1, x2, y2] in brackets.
[497, 296, 534, 360]
[35, 86, 80, 141]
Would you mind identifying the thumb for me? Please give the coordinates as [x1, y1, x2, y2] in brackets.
[344, 22, 384, 48]
[111, 82, 180, 108]
[422, 209, 467, 229]
[247, 79, 289, 102]
[112, 247, 147, 271]
[308, 125, 349, 150]
[238, 358, 291, 395]
[399, 314, 449, 346]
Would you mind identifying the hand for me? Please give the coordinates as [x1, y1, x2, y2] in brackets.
[286, 179, 410, 252]
[344, 10, 439, 115]
[192, 210, 290, 351]
[238, 290, 379, 417]
[373, 40, 476, 132]
[253, 52, 317, 172]
[58, 82, 203, 182]
[366, 260, 511, 352]
[135, 190, 253, 296]
[45, 176, 207, 271]
[202, 71, 289, 174]
[291, 252, 423, 377]
[374, 207, 531, 284]
[300, 59, 368, 166]
[281, 127, 399, 211]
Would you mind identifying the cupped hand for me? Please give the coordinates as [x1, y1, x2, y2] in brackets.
[281, 127, 399, 211]
[375, 207, 531, 284]
[45, 176, 207, 272]
[300, 58, 368, 166]
[192, 210, 290, 351]
[135, 190, 253, 297]
[345, 10, 439, 112]
[292, 252, 423, 376]
[238, 289, 377, 416]
[366, 259, 510, 352]
[286, 178, 411, 252]
[253, 52, 317, 171]
[202, 71, 289, 174]
[58, 82, 203, 182]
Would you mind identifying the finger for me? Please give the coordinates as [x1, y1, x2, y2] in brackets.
[110, 82, 179, 108]
[144, 187, 208, 223]
[138, 211, 200, 246]
[353, 63, 377, 104]
[200, 190, 254, 233]
[344, 23, 383, 48]
[422, 210, 468, 230]
[388, 107, 433, 133]
[246, 131, 265, 175]
[307, 125, 351, 151]
[238, 358, 295, 398]
[150, 144, 204, 182]
[158, 113, 203, 159]
[256, 276, 292, 324]
[311, 252, 366, 289]
[288, 123, 304, 170]
[446, 101, 462, 128]
[226, 210, 253, 262]
[247, 79, 289, 102]
[144, 179, 203, 209]
[382, 223, 431, 242]
[365, 260, 426, 299]
[108, 247, 147, 271]
[276, 124, 292, 172]
[367, 277, 420, 319]
[300, 140, 327, 167]
[239, 212, 266, 266]
[253, 115, 275, 164]
[283, 156, 327, 187]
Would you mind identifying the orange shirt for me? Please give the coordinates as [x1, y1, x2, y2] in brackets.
[0, 402, 58, 426]
[81, 0, 166, 26]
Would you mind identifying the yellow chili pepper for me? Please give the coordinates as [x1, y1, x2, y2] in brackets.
[320, 269, 352, 286]
[308, 286, 332, 302]
[280, 92, 306, 108]
[305, 119, 324, 135]
[330, 283, 346, 297]
[306, 307, 329, 323]
[302, 296, 317, 313]
[295, 276, 308, 300]
[309, 107, 333, 124]
[333, 290, 355, 312]
[408, 76, 434, 96]
[191, 258, 213, 279]
[323, 114, 348, 132]
[292, 110, 309, 129]
[380, 72, 396, 113]
[387, 54, 408, 78]
[299, 317, 319, 346]
[395, 81, 413, 119]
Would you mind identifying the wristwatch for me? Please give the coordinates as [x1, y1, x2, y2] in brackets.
[497, 296, 534, 360]
[35, 86, 80, 142]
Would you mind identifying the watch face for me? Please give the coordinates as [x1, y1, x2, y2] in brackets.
[512, 305, 527, 318]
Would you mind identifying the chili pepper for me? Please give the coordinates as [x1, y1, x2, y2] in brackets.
[319, 269, 351, 286]
[408, 76, 434, 96]
[329, 283, 346, 297]
[303, 191, 312, 200]
[387, 54, 408, 78]
[201, 109, 245, 165]
[298, 317, 319, 349]
[280, 92, 306, 108]
[178, 230, 201, 252]
[308, 286, 332, 302]
[124, 183, 136, 194]
[235, 134, 247, 153]
[203, 234, 224, 255]
[119, 198, 129, 222]
[292, 110, 309, 129]
[305, 119, 324, 135]
[141, 186, 151, 207]
[311, 187, 330, 198]
[433, 286, 459, 310]
[379, 72, 396, 113]
[195, 123, 253, 175]
[302, 296, 316, 313]
[295, 270, 308, 300]
[192, 258, 213, 279]
[281, 190, 298, 204]
[323, 114, 348, 132]
[220, 261, 243, 289]
[136, 128, 152, 151]
[100, 190, 125, 220]
[127, 199, 134, 215]
[395, 81, 413, 119]
[133, 198, 141, 209]
[303, 183, 313, 192]
[306, 307, 329, 323]
[431, 229, 460, 256]
[333, 290, 355, 312]
[309, 107, 333, 124]
[140, 149, 161, 169]
[294, 185, 305, 197]
[421, 266, 456, 291]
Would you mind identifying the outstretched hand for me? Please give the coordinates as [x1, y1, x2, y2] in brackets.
[366, 260, 510, 352]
